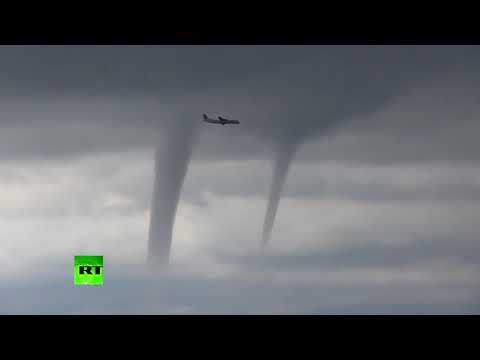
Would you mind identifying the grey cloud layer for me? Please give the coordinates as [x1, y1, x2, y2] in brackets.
[182, 162, 480, 204]
[1, 45, 480, 313]
[1, 262, 478, 314]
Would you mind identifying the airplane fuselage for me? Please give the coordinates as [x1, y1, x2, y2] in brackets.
[203, 114, 239, 125]
[204, 118, 227, 125]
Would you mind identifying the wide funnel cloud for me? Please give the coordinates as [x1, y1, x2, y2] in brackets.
[147, 117, 199, 267]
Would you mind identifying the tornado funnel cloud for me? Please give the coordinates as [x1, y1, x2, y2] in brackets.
[147, 120, 197, 268]
[261, 142, 298, 254]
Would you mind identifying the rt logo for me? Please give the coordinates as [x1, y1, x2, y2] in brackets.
[74, 256, 104, 286]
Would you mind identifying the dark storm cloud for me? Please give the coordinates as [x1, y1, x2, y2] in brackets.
[1, 45, 479, 161]
[0, 45, 318, 98]
[208, 45, 480, 140]
[0, 45, 317, 160]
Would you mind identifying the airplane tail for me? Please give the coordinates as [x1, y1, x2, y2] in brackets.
[203, 114, 208, 120]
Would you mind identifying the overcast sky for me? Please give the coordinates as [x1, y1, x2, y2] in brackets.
[0, 45, 479, 314]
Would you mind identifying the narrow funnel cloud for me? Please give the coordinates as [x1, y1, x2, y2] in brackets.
[147, 118, 198, 268]
[261, 141, 298, 254]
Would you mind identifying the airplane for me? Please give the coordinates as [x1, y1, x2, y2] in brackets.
[203, 114, 240, 125]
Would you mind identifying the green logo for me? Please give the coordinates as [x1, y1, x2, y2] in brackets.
[74, 256, 104, 286]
